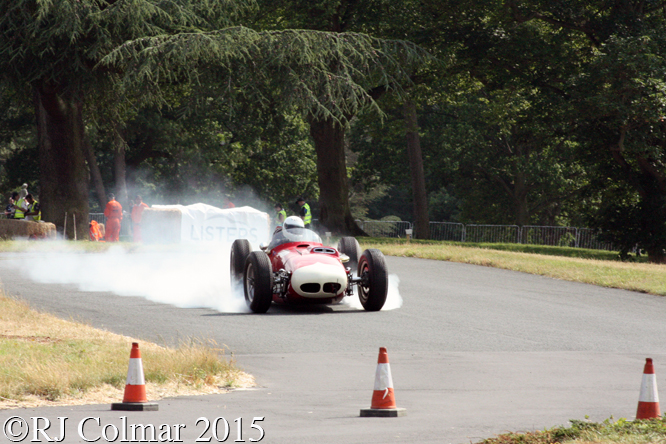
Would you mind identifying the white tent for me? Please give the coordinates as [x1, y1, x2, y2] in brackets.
[150, 203, 271, 244]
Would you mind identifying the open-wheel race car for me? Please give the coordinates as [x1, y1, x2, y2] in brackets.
[230, 216, 389, 313]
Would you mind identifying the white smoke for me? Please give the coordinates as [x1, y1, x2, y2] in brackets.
[17, 244, 251, 313]
[11, 242, 402, 313]
[341, 274, 403, 311]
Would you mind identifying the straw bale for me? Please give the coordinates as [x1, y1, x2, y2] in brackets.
[0, 219, 57, 240]
[141, 208, 182, 244]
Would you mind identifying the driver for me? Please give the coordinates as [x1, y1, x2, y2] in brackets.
[268, 216, 305, 250]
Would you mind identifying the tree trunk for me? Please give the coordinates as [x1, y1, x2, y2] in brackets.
[33, 84, 89, 239]
[83, 134, 107, 211]
[309, 117, 364, 236]
[113, 124, 129, 208]
[403, 100, 430, 239]
[646, 247, 666, 264]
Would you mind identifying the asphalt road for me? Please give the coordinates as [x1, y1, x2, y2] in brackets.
[0, 251, 665, 443]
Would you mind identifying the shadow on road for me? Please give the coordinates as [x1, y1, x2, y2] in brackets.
[200, 303, 365, 316]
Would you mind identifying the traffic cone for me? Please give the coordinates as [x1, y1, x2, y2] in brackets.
[636, 358, 660, 420]
[360, 347, 406, 417]
[111, 343, 159, 411]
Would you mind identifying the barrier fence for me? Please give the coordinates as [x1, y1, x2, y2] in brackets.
[89, 213, 132, 239]
[89, 212, 614, 251]
[354, 220, 615, 251]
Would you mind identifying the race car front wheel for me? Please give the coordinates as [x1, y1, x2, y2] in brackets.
[357, 249, 388, 311]
[337, 236, 361, 275]
[230, 239, 251, 288]
[244, 252, 274, 313]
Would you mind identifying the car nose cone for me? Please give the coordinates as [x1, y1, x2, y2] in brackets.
[290, 262, 348, 298]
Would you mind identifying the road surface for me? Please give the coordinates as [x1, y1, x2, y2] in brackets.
[0, 251, 664, 443]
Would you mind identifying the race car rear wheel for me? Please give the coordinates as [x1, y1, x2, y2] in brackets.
[244, 251, 274, 313]
[357, 249, 388, 311]
[230, 239, 251, 287]
[337, 236, 361, 274]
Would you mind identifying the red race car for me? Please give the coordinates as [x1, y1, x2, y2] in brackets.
[230, 217, 389, 313]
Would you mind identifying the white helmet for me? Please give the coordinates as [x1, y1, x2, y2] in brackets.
[283, 216, 305, 230]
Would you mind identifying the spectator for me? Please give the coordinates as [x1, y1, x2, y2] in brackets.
[103, 193, 123, 242]
[224, 196, 235, 209]
[275, 203, 286, 226]
[295, 197, 312, 229]
[23, 194, 41, 221]
[130, 195, 149, 243]
[5, 192, 16, 219]
[18, 183, 28, 199]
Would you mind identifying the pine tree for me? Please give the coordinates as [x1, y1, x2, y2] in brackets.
[0, 0, 424, 237]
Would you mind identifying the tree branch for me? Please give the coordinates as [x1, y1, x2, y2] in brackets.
[609, 127, 647, 199]
[636, 155, 666, 193]
[505, 1, 601, 47]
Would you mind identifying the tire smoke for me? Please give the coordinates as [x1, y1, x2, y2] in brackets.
[13, 243, 402, 313]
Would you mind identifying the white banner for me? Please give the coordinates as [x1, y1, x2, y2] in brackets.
[152, 203, 271, 244]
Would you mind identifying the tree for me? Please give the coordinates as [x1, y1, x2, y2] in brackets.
[0, 0, 423, 237]
[237, 0, 427, 234]
[0, 0, 241, 237]
[493, 1, 666, 262]
[573, 32, 666, 262]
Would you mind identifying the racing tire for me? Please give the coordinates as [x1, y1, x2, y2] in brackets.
[230, 239, 251, 288]
[244, 251, 274, 313]
[357, 249, 388, 312]
[337, 236, 361, 275]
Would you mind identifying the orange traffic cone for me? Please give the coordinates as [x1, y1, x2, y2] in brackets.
[111, 343, 159, 411]
[636, 358, 660, 420]
[360, 347, 406, 417]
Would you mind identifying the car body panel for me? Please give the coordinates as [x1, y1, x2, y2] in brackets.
[268, 240, 348, 304]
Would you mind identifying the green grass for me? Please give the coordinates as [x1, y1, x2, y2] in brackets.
[357, 238, 666, 296]
[359, 236, 642, 261]
[479, 417, 666, 443]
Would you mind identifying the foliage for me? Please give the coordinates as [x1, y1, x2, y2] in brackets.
[572, 31, 666, 261]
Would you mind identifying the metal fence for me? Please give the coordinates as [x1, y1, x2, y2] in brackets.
[350, 218, 616, 251]
[89, 213, 132, 239]
[429, 222, 464, 242]
[356, 220, 413, 238]
[90, 210, 614, 251]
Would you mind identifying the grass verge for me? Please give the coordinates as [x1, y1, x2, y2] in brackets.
[358, 238, 666, 296]
[479, 417, 666, 444]
[0, 293, 253, 409]
[361, 237, 639, 261]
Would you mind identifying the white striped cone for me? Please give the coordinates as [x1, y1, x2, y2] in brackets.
[370, 348, 396, 409]
[111, 343, 158, 411]
[123, 342, 148, 403]
[359, 347, 406, 416]
[636, 358, 661, 420]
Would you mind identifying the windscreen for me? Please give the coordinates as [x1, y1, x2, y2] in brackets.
[268, 227, 322, 250]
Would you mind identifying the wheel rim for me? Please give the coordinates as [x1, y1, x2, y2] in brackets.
[245, 262, 256, 303]
[358, 261, 369, 303]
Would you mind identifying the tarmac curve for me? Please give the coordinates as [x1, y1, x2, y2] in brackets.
[0, 252, 665, 443]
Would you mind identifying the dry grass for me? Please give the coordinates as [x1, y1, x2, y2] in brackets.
[364, 242, 666, 295]
[0, 294, 253, 409]
[478, 418, 666, 444]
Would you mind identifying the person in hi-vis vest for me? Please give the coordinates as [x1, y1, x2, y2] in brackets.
[296, 197, 311, 229]
[24, 194, 41, 221]
[275, 203, 287, 227]
[104, 193, 123, 242]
